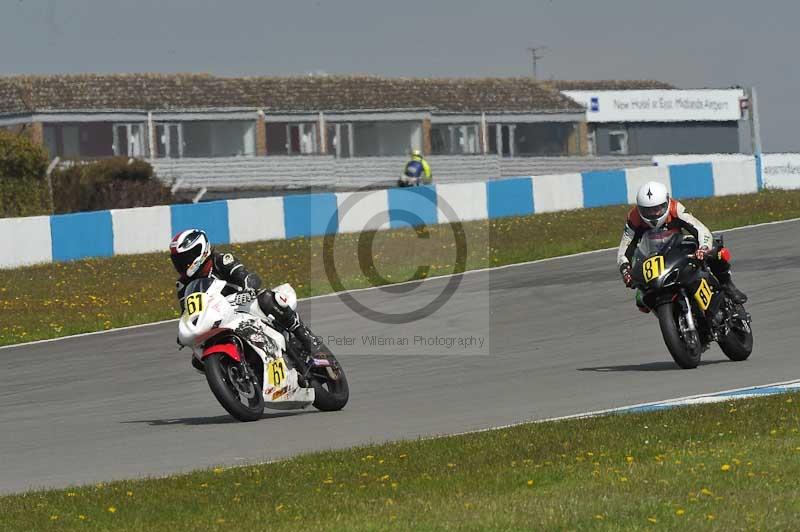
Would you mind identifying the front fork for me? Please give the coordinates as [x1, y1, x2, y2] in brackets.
[675, 289, 701, 351]
[677, 290, 697, 333]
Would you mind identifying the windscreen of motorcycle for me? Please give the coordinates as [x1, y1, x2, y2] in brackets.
[635, 232, 681, 259]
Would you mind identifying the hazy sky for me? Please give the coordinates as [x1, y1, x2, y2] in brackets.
[1, 0, 796, 150]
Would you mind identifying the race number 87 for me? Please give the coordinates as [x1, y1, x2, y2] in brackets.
[643, 256, 665, 282]
[694, 279, 713, 311]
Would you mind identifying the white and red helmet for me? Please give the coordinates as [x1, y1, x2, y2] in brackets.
[636, 181, 670, 229]
[169, 229, 211, 277]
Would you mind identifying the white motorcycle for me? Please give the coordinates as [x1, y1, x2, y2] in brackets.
[177, 279, 349, 422]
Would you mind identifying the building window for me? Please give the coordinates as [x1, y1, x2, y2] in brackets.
[182, 120, 255, 158]
[488, 124, 514, 157]
[288, 123, 318, 154]
[156, 123, 183, 158]
[43, 123, 115, 159]
[43, 126, 58, 158]
[352, 121, 422, 157]
[113, 123, 145, 157]
[609, 130, 628, 155]
[326, 123, 353, 158]
[513, 123, 572, 156]
[431, 124, 480, 154]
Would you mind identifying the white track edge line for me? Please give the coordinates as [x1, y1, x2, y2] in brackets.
[446, 377, 800, 438]
[3, 215, 799, 351]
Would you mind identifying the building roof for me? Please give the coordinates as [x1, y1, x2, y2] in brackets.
[0, 73, 586, 116]
[551, 80, 675, 91]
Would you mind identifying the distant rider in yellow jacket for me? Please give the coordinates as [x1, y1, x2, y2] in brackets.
[399, 149, 432, 187]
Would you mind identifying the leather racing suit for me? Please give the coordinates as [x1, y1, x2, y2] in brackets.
[617, 198, 745, 311]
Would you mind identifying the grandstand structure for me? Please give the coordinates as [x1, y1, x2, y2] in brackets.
[0, 74, 752, 193]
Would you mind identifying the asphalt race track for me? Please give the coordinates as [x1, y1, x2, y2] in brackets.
[1, 220, 798, 494]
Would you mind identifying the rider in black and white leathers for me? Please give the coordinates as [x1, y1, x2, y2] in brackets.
[170, 230, 321, 362]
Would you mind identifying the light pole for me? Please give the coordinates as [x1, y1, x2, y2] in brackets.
[527, 46, 548, 80]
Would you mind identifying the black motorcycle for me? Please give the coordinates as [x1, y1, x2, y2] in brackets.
[631, 232, 753, 369]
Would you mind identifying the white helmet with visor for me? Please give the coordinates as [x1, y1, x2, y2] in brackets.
[636, 181, 670, 229]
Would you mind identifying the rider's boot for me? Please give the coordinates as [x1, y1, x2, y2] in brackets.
[635, 289, 651, 314]
[257, 289, 323, 357]
[287, 315, 323, 357]
[717, 273, 748, 304]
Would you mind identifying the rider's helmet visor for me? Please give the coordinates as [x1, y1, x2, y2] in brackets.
[171, 245, 202, 275]
[639, 201, 668, 222]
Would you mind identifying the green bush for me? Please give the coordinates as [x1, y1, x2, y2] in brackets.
[50, 157, 175, 214]
[82, 156, 154, 182]
[0, 130, 52, 217]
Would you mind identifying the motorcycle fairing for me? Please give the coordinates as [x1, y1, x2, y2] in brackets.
[202, 342, 241, 362]
[228, 314, 314, 408]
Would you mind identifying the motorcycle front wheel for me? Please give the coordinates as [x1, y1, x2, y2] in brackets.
[310, 345, 349, 412]
[656, 303, 701, 369]
[205, 353, 264, 422]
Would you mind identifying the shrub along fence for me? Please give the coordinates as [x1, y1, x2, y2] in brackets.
[0, 130, 53, 217]
[49, 157, 175, 215]
[1, 128, 175, 217]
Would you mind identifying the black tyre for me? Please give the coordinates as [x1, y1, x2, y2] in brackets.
[655, 303, 701, 369]
[718, 314, 753, 361]
[311, 345, 349, 412]
[205, 353, 264, 422]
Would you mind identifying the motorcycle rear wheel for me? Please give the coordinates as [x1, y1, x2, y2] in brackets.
[311, 345, 349, 412]
[205, 353, 264, 422]
[656, 303, 701, 369]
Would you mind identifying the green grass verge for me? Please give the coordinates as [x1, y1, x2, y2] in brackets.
[2, 188, 800, 346]
[2, 392, 798, 530]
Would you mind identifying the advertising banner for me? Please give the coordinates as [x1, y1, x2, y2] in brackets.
[562, 89, 746, 123]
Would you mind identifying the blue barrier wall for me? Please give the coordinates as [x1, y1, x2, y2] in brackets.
[0, 158, 759, 268]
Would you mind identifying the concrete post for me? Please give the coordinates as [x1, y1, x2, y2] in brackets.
[567, 121, 589, 155]
[256, 110, 267, 156]
[29, 121, 44, 147]
[319, 112, 327, 155]
[422, 118, 432, 155]
[480, 112, 488, 155]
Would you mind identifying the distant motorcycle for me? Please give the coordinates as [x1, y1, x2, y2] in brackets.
[631, 232, 753, 369]
[398, 159, 425, 187]
[177, 280, 348, 421]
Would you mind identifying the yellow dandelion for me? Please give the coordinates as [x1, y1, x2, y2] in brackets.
[700, 488, 713, 496]
[66, 492, 76, 497]
[49, 515, 59, 521]
[107, 506, 117, 514]
[707, 514, 715, 520]
[721, 464, 731, 472]
[594, 514, 604, 520]
[647, 517, 657, 523]
[626, 456, 634, 464]
[78, 515, 86, 520]
[213, 467, 224, 474]
[676, 508, 686, 516]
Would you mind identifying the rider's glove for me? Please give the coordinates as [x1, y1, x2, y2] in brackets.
[695, 246, 710, 261]
[233, 288, 257, 306]
[620, 265, 633, 288]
